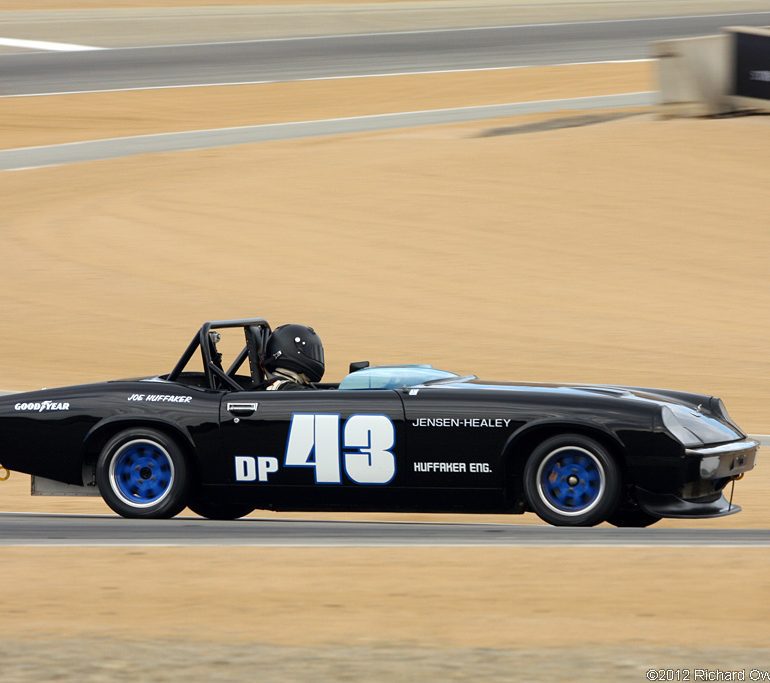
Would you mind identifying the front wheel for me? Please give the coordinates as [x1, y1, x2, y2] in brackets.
[96, 428, 189, 519]
[523, 434, 621, 527]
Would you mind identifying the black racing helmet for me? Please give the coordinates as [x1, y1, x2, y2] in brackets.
[264, 324, 325, 383]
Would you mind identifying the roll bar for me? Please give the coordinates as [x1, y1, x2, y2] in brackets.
[167, 318, 272, 391]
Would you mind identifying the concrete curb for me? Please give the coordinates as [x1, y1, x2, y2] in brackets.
[0, 92, 654, 170]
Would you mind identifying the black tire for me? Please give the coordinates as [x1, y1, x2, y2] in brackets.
[96, 427, 189, 519]
[188, 499, 254, 521]
[523, 434, 621, 527]
[607, 509, 662, 528]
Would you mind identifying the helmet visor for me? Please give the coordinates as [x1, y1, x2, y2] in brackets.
[300, 337, 324, 364]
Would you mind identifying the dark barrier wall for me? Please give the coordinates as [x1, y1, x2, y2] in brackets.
[733, 30, 770, 100]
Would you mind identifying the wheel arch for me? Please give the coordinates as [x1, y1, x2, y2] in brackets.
[82, 417, 200, 484]
[501, 420, 629, 507]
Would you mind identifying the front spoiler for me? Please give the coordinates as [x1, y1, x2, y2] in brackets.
[636, 488, 741, 519]
[636, 438, 759, 518]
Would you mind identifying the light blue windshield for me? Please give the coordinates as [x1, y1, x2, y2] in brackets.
[339, 365, 458, 390]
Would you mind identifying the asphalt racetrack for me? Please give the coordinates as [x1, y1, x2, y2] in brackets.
[3, 12, 770, 96]
[2, 513, 770, 547]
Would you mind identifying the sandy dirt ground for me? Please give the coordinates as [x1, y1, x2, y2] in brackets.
[3, 546, 770, 681]
[4, 641, 768, 683]
[1, 546, 770, 682]
[0, 62, 652, 148]
[1, 114, 768, 426]
[15, 546, 770, 648]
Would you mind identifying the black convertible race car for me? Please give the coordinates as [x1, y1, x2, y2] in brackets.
[0, 318, 758, 527]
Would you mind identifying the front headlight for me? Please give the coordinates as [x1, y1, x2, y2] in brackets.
[700, 455, 721, 478]
[661, 405, 703, 447]
[661, 404, 741, 447]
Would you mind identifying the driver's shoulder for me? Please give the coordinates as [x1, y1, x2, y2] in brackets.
[267, 379, 313, 391]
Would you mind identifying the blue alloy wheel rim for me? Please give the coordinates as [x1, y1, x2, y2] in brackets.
[109, 440, 174, 508]
[536, 447, 605, 515]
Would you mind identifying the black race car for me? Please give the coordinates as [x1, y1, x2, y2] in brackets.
[0, 318, 758, 527]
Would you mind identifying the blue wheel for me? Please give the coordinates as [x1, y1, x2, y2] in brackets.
[536, 447, 605, 516]
[523, 434, 621, 526]
[96, 428, 189, 519]
[109, 440, 175, 508]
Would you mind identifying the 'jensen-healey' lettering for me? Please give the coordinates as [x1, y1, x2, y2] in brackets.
[411, 418, 511, 428]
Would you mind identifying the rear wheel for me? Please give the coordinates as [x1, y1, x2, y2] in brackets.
[188, 499, 254, 520]
[523, 434, 621, 527]
[607, 509, 662, 528]
[96, 428, 189, 519]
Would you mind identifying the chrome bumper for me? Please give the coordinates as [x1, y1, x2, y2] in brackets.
[686, 439, 759, 480]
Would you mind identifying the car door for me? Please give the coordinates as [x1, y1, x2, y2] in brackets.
[214, 388, 407, 509]
[401, 390, 514, 484]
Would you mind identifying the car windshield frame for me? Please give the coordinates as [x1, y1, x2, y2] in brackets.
[338, 366, 465, 391]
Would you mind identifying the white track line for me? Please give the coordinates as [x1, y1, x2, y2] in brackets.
[0, 59, 653, 99]
[2, 165, 60, 172]
[0, 37, 103, 52]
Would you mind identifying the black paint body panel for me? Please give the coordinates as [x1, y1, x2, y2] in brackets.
[0, 373, 749, 517]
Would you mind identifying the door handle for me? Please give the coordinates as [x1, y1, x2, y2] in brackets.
[227, 402, 258, 417]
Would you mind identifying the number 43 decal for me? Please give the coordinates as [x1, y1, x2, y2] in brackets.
[285, 414, 396, 485]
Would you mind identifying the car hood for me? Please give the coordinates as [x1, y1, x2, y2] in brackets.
[429, 377, 707, 405]
[423, 377, 744, 437]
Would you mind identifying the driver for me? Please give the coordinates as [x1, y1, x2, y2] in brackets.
[263, 324, 324, 391]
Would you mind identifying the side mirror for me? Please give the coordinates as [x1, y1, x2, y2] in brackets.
[349, 361, 370, 374]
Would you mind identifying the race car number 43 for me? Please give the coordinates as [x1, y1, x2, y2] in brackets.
[235, 413, 396, 485]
